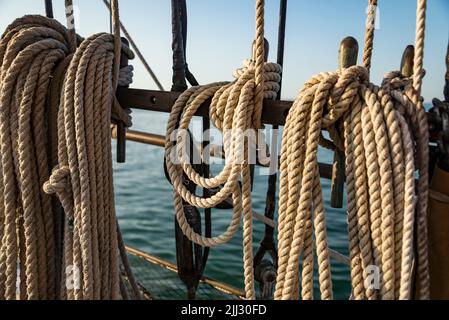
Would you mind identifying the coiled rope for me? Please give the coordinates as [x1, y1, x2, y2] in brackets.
[43, 0, 137, 300]
[0, 0, 138, 300]
[165, 0, 281, 300]
[0, 15, 74, 300]
[274, 0, 428, 300]
[362, 0, 430, 299]
[43, 30, 132, 299]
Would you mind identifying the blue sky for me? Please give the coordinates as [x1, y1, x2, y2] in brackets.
[0, 0, 448, 101]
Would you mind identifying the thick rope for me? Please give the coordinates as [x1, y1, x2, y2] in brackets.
[0, 4, 137, 299]
[43, 31, 129, 300]
[363, 0, 377, 72]
[411, 0, 430, 300]
[0, 15, 72, 300]
[165, 0, 281, 300]
[43, 0, 137, 300]
[273, 0, 428, 300]
[274, 64, 425, 300]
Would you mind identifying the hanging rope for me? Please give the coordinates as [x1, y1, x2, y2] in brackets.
[44, 31, 122, 299]
[411, 0, 430, 300]
[274, 0, 429, 300]
[43, 0, 137, 300]
[165, 0, 281, 299]
[0, 0, 139, 300]
[274, 67, 424, 301]
[363, 0, 377, 72]
[0, 15, 74, 300]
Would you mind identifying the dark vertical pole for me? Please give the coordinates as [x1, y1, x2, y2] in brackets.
[261, 0, 287, 246]
[444, 40, 449, 102]
[45, 0, 54, 18]
[276, 0, 287, 98]
[116, 37, 129, 163]
[201, 117, 211, 268]
[170, 0, 204, 300]
[199, 0, 210, 269]
[180, 0, 198, 86]
[330, 37, 358, 208]
[109, 0, 113, 34]
[171, 0, 188, 92]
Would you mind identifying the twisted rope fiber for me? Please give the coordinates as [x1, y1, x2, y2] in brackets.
[108, 0, 142, 300]
[165, 0, 281, 300]
[274, 62, 425, 300]
[363, 0, 378, 72]
[0, 4, 139, 300]
[44, 40, 131, 299]
[273, 0, 428, 300]
[0, 15, 72, 300]
[411, 0, 430, 300]
[43, 0, 138, 299]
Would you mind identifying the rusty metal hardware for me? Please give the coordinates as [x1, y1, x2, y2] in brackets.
[429, 99, 449, 171]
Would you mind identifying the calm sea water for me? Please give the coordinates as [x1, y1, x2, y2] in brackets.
[113, 109, 352, 299]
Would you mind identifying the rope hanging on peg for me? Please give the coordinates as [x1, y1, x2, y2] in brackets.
[165, 0, 282, 300]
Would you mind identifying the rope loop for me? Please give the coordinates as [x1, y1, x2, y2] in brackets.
[43, 166, 71, 195]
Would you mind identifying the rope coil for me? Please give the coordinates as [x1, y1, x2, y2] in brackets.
[0, 15, 72, 300]
[0, 0, 139, 300]
[164, 0, 282, 299]
[274, 64, 427, 300]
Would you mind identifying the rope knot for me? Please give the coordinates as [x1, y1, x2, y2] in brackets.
[233, 59, 282, 100]
[382, 71, 413, 92]
[43, 165, 71, 195]
[338, 65, 369, 85]
[318, 67, 368, 129]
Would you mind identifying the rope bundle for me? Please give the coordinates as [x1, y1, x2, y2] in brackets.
[43, 32, 131, 300]
[165, 0, 281, 299]
[0, 15, 73, 300]
[165, 63, 281, 300]
[274, 65, 425, 300]
[382, 69, 429, 299]
[275, 0, 429, 300]
[0, 0, 138, 300]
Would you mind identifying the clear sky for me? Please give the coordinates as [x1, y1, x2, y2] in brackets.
[0, 0, 448, 102]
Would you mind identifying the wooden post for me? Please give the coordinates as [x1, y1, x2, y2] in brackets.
[400, 45, 415, 78]
[330, 36, 358, 208]
[252, 38, 270, 62]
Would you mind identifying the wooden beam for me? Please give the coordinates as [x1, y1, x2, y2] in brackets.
[117, 87, 292, 126]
